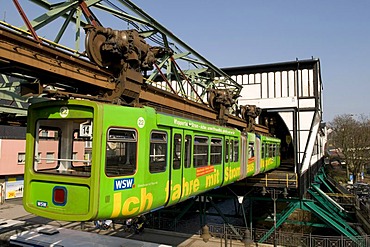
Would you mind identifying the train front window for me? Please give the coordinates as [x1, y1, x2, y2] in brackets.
[34, 119, 93, 177]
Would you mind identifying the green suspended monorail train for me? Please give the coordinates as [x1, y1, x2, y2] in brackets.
[23, 99, 280, 221]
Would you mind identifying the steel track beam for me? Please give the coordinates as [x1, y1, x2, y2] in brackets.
[140, 85, 262, 131]
[0, 25, 267, 132]
[0, 26, 114, 91]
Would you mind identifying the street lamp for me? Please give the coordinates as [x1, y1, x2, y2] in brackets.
[238, 196, 253, 246]
[261, 187, 288, 247]
[201, 225, 211, 243]
[243, 228, 253, 247]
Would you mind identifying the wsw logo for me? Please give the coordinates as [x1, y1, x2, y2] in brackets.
[114, 178, 134, 191]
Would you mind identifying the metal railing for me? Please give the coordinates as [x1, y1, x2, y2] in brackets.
[147, 218, 370, 247]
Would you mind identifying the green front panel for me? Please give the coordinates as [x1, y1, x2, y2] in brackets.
[23, 100, 100, 222]
[28, 181, 90, 218]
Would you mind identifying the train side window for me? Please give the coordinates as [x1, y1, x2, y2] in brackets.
[225, 139, 230, 162]
[150, 131, 167, 173]
[230, 141, 234, 162]
[184, 135, 192, 168]
[173, 134, 182, 170]
[193, 136, 209, 167]
[262, 144, 265, 159]
[269, 144, 274, 157]
[233, 140, 239, 162]
[210, 138, 222, 165]
[106, 128, 137, 176]
[249, 142, 254, 158]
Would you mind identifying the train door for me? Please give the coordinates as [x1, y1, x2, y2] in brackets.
[178, 132, 193, 203]
[166, 129, 184, 207]
[259, 135, 266, 173]
[221, 137, 230, 186]
[167, 130, 194, 204]
[239, 135, 247, 179]
[223, 136, 241, 185]
[254, 135, 264, 174]
[144, 129, 171, 212]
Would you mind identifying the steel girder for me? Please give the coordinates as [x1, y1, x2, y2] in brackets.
[1, 0, 241, 106]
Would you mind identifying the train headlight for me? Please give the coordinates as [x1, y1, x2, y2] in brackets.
[53, 186, 67, 206]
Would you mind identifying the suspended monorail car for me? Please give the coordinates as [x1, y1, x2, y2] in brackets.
[23, 99, 280, 221]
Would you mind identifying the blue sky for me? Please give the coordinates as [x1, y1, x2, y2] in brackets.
[134, 0, 370, 122]
[2, 1, 370, 122]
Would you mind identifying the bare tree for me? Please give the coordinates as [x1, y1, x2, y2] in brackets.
[328, 114, 370, 183]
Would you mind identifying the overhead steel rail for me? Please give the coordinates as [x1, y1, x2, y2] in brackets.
[1, 0, 242, 99]
[0, 21, 267, 132]
[0, 0, 271, 132]
[0, 24, 114, 94]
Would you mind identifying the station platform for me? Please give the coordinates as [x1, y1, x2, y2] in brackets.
[0, 198, 273, 246]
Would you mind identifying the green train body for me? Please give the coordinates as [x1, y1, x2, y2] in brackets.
[23, 99, 280, 221]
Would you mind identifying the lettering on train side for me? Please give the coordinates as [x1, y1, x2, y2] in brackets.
[111, 188, 153, 217]
[114, 178, 134, 191]
[165, 178, 200, 202]
[173, 118, 236, 135]
[205, 169, 220, 188]
[224, 167, 240, 182]
[165, 170, 221, 202]
[248, 157, 255, 173]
